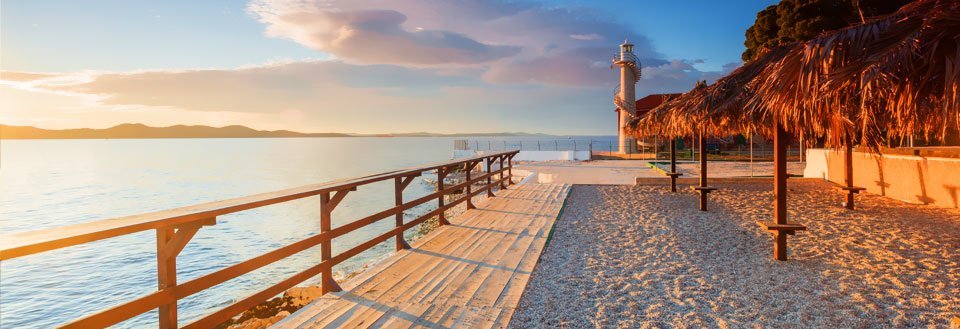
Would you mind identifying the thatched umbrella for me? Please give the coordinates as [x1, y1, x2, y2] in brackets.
[628, 47, 794, 210]
[751, 0, 960, 210]
[752, 0, 960, 148]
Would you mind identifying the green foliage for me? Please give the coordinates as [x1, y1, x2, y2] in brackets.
[733, 134, 747, 146]
[742, 0, 913, 61]
[743, 5, 780, 61]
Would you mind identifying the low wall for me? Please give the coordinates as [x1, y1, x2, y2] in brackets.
[454, 150, 591, 161]
[804, 148, 960, 208]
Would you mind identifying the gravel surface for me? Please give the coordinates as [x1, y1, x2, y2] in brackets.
[511, 181, 960, 328]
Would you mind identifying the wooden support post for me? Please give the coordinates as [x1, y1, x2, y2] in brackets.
[320, 191, 343, 294]
[698, 131, 708, 211]
[156, 227, 178, 329]
[756, 122, 806, 261]
[668, 138, 681, 192]
[499, 155, 507, 189]
[394, 176, 416, 250]
[485, 158, 495, 197]
[774, 122, 787, 260]
[437, 167, 451, 225]
[465, 161, 476, 210]
[507, 154, 514, 185]
[155, 220, 209, 328]
[845, 132, 856, 210]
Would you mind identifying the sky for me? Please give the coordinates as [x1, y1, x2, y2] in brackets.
[1, 0, 777, 135]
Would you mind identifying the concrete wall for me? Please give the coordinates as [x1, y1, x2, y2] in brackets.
[804, 148, 960, 208]
[454, 150, 591, 161]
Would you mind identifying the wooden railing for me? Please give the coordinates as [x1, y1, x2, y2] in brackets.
[0, 150, 520, 328]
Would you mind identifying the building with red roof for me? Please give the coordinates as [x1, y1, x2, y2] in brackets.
[616, 93, 681, 141]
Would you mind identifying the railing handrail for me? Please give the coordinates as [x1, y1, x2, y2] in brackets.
[1, 149, 520, 328]
[0, 150, 518, 261]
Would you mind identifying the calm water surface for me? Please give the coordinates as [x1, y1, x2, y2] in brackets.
[0, 136, 613, 328]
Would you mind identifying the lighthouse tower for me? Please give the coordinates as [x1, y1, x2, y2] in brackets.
[613, 40, 641, 154]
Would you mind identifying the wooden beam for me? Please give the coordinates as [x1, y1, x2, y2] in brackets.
[669, 138, 679, 192]
[498, 155, 507, 189]
[845, 132, 856, 210]
[319, 192, 342, 294]
[485, 158, 495, 197]
[464, 161, 477, 210]
[507, 154, 515, 185]
[696, 130, 715, 211]
[437, 167, 450, 225]
[394, 177, 411, 250]
[774, 120, 789, 261]
[0, 150, 520, 261]
[156, 227, 178, 329]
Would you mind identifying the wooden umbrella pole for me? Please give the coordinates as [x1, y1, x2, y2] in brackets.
[842, 131, 865, 209]
[692, 129, 716, 210]
[670, 138, 679, 192]
[758, 119, 805, 261]
[773, 121, 789, 260]
[699, 130, 707, 188]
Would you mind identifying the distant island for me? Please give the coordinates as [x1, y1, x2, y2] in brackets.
[0, 123, 551, 139]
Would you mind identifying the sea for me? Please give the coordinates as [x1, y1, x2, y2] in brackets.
[0, 136, 616, 328]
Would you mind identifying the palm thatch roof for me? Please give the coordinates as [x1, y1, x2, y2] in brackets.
[627, 46, 792, 138]
[631, 0, 959, 148]
[752, 0, 960, 148]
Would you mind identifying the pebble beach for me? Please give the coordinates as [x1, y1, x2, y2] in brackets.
[511, 180, 960, 328]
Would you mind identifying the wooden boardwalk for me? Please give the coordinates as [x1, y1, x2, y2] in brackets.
[275, 183, 570, 329]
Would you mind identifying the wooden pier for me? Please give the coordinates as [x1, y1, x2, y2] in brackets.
[0, 150, 560, 328]
[275, 183, 570, 328]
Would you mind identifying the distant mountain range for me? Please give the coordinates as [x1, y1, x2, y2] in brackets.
[0, 123, 551, 139]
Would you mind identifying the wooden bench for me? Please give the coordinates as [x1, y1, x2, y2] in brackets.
[665, 172, 683, 192]
[757, 221, 807, 235]
[840, 186, 866, 193]
[690, 186, 718, 211]
[691, 186, 717, 193]
[839, 186, 866, 209]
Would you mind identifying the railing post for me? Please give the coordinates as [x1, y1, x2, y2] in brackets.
[156, 227, 178, 329]
[154, 220, 209, 329]
[485, 157, 495, 197]
[465, 162, 476, 209]
[437, 167, 451, 225]
[507, 154, 514, 185]
[319, 192, 342, 294]
[394, 177, 412, 250]
[498, 155, 507, 189]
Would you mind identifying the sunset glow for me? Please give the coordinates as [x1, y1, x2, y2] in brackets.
[1, 0, 772, 134]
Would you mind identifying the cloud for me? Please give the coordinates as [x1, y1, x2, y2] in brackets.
[1, 0, 737, 134]
[249, 2, 519, 65]
[570, 34, 603, 41]
[247, 0, 671, 87]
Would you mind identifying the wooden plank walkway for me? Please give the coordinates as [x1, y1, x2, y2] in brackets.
[274, 183, 570, 329]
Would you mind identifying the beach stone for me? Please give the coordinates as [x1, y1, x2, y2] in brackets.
[284, 285, 322, 307]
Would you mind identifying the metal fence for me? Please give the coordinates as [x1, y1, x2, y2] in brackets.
[455, 139, 807, 162]
[454, 139, 608, 152]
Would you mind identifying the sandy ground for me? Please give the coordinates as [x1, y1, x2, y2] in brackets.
[654, 161, 807, 177]
[514, 161, 806, 187]
[512, 180, 960, 328]
[515, 160, 661, 185]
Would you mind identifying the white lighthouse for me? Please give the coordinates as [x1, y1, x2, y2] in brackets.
[613, 40, 641, 154]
